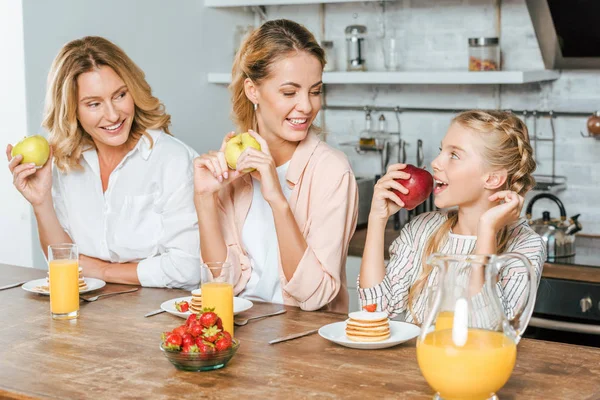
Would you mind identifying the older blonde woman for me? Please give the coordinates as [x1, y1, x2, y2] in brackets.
[6, 36, 200, 289]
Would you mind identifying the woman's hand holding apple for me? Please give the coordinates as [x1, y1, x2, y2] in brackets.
[235, 130, 286, 207]
[6, 143, 53, 207]
[193, 132, 242, 199]
[369, 164, 411, 222]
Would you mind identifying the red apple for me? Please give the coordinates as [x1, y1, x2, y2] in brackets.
[391, 164, 434, 210]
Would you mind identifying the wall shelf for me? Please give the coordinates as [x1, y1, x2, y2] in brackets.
[204, 0, 393, 7]
[207, 70, 560, 85]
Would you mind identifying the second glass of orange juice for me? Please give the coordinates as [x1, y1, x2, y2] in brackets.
[200, 262, 234, 336]
[48, 244, 79, 320]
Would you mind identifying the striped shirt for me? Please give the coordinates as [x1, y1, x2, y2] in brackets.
[358, 211, 547, 328]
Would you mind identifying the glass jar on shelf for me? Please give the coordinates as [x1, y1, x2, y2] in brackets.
[345, 24, 367, 72]
[321, 40, 336, 72]
[233, 25, 254, 58]
[359, 111, 376, 150]
[468, 37, 500, 71]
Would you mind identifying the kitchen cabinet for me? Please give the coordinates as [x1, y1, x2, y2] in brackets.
[346, 255, 362, 312]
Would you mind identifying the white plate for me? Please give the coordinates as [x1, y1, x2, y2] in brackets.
[160, 295, 253, 319]
[21, 278, 106, 296]
[318, 320, 421, 350]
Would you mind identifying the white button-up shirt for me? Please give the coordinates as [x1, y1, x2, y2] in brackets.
[52, 129, 200, 290]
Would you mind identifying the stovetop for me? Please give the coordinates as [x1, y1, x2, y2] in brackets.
[548, 253, 600, 268]
[548, 236, 600, 268]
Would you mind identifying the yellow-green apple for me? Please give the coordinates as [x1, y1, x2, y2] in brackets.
[11, 135, 50, 168]
[391, 164, 434, 210]
[224, 132, 261, 172]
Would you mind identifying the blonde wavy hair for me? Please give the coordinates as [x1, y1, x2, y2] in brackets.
[229, 19, 325, 133]
[408, 110, 537, 322]
[43, 36, 172, 172]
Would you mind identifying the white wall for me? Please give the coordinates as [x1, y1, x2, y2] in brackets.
[265, 0, 600, 235]
[0, 0, 34, 268]
[20, 0, 253, 268]
[6, 0, 600, 271]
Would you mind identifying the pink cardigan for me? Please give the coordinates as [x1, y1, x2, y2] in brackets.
[208, 132, 358, 313]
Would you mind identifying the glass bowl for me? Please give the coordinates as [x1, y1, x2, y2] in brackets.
[160, 339, 240, 371]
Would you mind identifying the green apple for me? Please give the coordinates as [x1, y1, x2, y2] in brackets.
[11, 135, 50, 168]
[224, 132, 261, 172]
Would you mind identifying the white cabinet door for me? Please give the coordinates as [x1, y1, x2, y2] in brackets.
[346, 256, 362, 312]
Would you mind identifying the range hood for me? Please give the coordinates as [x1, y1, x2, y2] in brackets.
[526, 0, 600, 69]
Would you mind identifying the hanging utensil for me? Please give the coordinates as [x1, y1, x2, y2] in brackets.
[532, 110, 540, 166]
[381, 140, 390, 175]
[415, 140, 426, 215]
[394, 107, 403, 230]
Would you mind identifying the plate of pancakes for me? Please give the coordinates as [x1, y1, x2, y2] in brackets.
[318, 311, 421, 349]
[160, 289, 254, 319]
[22, 268, 105, 295]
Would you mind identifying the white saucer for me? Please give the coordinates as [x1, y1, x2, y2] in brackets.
[318, 320, 421, 350]
[160, 295, 253, 319]
[21, 278, 106, 296]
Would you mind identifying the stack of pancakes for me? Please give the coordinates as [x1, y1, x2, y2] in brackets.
[190, 289, 203, 314]
[345, 311, 390, 342]
[44, 267, 88, 292]
[77, 268, 88, 291]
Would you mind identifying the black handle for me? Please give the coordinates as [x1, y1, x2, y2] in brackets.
[525, 193, 567, 220]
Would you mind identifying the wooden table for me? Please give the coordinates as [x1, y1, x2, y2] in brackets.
[1, 264, 599, 399]
[348, 225, 600, 283]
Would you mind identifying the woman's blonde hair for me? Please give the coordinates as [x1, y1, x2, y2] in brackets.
[229, 19, 325, 133]
[43, 36, 172, 172]
[408, 110, 537, 322]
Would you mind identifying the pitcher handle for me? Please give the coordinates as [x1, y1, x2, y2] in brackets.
[490, 252, 539, 344]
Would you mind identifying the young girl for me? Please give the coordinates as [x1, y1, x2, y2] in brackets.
[358, 110, 547, 324]
[193, 20, 358, 312]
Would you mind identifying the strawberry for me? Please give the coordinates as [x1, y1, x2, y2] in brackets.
[175, 300, 190, 313]
[182, 344, 199, 354]
[189, 322, 203, 338]
[182, 333, 195, 347]
[196, 338, 215, 354]
[202, 325, 221, 343]
[200, 311, 218, 328]
[164, 333, 182, 350]
[220, 331, 232, 342]
[216, 317, 223, 331]
[172, 325, 187, 337]
[363, 304, 377, 312]
[186, 313, 198, 327]
[215, 334, 232, 352]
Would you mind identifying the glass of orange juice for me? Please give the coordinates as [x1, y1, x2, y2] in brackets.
[200, 262, 234, 337]
[48, 244, 79, 320]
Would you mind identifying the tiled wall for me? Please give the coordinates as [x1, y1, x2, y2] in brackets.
[265, 0, 600, 235]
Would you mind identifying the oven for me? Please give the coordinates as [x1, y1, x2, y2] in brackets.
[524, 251, 600, 348]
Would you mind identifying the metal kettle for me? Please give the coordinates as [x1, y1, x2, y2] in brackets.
[525, 193, 582, 261]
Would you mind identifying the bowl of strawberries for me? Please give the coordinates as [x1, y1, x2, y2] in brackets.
[160, 309, 239, 371]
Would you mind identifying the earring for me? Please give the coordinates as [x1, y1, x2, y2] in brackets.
[253, 103, 258, 111]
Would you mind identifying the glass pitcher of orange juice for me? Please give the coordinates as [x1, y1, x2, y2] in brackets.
[200, 262, 234, 337]
[416, 253, 538, 400]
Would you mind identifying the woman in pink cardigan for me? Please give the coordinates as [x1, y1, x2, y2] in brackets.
[193, 19, 358, 313]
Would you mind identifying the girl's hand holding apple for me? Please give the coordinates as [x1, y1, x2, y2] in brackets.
[370, 163, 434, 223]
